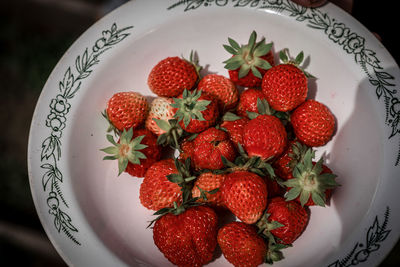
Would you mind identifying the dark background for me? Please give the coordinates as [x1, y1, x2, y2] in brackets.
[0, 0, 398, 266]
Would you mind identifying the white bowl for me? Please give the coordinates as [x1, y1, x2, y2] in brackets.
[28, 0, 400, 266]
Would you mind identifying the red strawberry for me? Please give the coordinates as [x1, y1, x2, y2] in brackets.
[262, 64, 307, 112]
[291, 99, 335, 147]
[197, 74, 239, 111]
[192, 127, 236, 170]
[171, 89, 219, 133]
[265, 178, 286, 199]
[105, 91, 148, 131]
[192, 172, 226, 207]
[218, 221, 267, 267]
[178, 137, 195, 164]
[147, 54, 199, 97]
[243, 114, 287, 160]
[101, 128, 161, 177]
[223, 31, 274, 87]
[283, 149, 339, 207]
[220, 112, 249, 148]
[257, 197, 309, 245]
[139, 159, 182, 210]
[145, 97, 175, 136]
[273, 141, 310, 180]
[236, 88, 267, 118]
[153, 205, 218, 267]
[221, 171, 268, 224]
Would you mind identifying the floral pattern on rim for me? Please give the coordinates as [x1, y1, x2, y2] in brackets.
[40, 23, 133, 245]
[168, 0, 400, 166]
[328, 207, 391, 267]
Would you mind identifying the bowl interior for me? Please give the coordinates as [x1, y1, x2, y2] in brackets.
[66, 8, 383, 266]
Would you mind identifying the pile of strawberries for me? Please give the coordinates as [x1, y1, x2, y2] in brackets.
[101, 31, 339, 267]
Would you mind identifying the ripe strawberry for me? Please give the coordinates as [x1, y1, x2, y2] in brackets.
[220, 112, 249, 148]
[221, 170, 268, 224]
[273, 141, 310, 180]
[147, 54, 200, 97]
[243, 114, 287, 160]
[171, 89, 219, 133]
[218, 222, 267, 267]
[100, 128, 161, 177]
[265, 177, 286, 199]
[105, 91, 148, 131]
[197, 74, 239, 111]
[236, 88, 267, 118]
[139, 159, 182, 210]
[192, 172, 226, 207]
[257, 197, 309, 245]
[153, 205, 218, 267]
[262, 64, 307, 112]
[261, 50, 310, 112]
[291, 99, 335, 147]
[223, 31, 274, 87]
[283, 149, 339, 207]
[145, 97, 175, 136]
[192, 127, 236, 170]
[178, 137, 195, 163]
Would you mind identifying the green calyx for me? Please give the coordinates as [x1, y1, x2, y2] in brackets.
[154, 118, 184, 151]
[101, 109, 120, 136]
[287, 141, 312, 171]
[246, 98, 290, 121]
[279, 49, 315, 78]
[220, 143, 276, 179]
[147, 158, 218, 228]
[256, 213, 290, 264]
[283, 148, 339, 207]
[183, 50, 202, 81]
[171, 89, 211, 128]
[223, 30, 272, 79]
[100, 128, 148, 176]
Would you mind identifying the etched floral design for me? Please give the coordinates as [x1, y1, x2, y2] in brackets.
[40, 23, 133, 245]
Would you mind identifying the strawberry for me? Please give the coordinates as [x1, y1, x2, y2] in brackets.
[218, 221, 267, 267]
[257, 197, 309, 245]
[178, 137, 195, 164]
[192, 127, 236, 170]
[243, 114, 287, 160]
[220, 112, 249, 148]
[153, 205, 218, 267]
[290, 99, 335, 147]
[105, 91, 148, 132]
[223, 31, 274, 87]
[145, 97, 175, 136]
[147, 53, 200, 97]
[283, 149, 339, 207]
[100, 128, 161, 177]
[192, 172, 226, 207]
[139, 159, 182, 210]
[236, 88, 267, 118]
[221, 170, 268, 224]
[171, 89, 219, 133]
[273, 141, 310, 180]
[265, 177, 286, 199]
[197, 74, 239, 111]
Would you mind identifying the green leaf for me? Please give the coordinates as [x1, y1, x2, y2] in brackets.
[285, 187, 301, 201]
[251, 65, 262, 79]
[255, 58, 272, 70]
[311, 191, 326, 207]
[167, 173, 184, 184]
[223, 44, 237, 55]
[118, 157, 129, 176]
[238, 64, 251, 79]
[254, 42, 272, 57]
[100, 146, 118, 155]
[299, 190, 311, 207]
[228, 37, 241, 50]
[295, 51, 304, 65]
[247, 111, 259, 120]
[222, 112, 242, 121]
[153, 118, 171, 131]
[279, 49, 289, 63]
